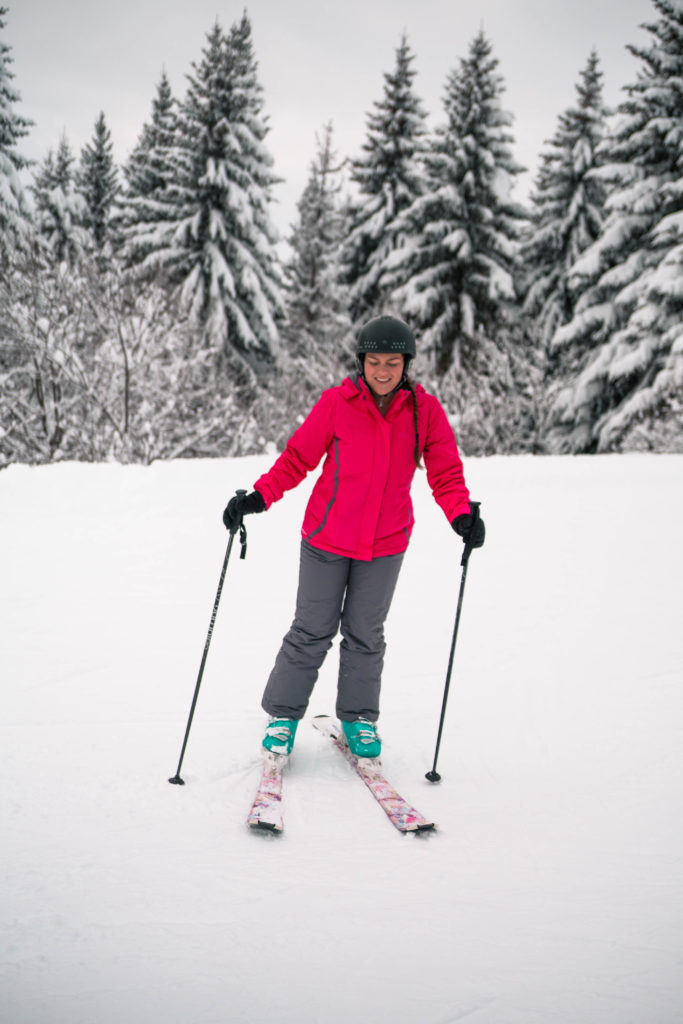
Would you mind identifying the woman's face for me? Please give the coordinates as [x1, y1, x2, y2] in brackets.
[362, 352, 405, 396]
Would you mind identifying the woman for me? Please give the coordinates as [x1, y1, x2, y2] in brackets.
[223, 315, 484, 759]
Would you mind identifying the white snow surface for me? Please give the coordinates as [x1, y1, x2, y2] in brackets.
[2, 453, 682, 1024]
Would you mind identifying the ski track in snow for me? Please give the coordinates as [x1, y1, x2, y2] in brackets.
[2, 453, 682, 1024]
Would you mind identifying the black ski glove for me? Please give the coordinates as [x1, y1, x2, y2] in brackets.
[222, 490, 266, 532]
[452, 507, 485, 549]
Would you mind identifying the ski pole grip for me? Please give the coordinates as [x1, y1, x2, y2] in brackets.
[227, 488, 247, 535]
[232, 489, 249, 558]
[461, 500, 481, 568]
[228, 488, 247, 532]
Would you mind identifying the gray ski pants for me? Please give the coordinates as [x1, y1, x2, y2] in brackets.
[261, 540, 405, 723]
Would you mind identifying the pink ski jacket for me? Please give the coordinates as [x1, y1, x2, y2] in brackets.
[254, 375, 471, 561]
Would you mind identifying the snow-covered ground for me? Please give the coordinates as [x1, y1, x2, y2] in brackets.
[2, 453, 682, 1024]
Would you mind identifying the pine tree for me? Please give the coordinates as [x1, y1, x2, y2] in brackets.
[521, 52, 608, 358]
[121, 71, 179, 274]
[549, 0, 683, 452]
[388, 31, 526, 380]
[275, 123, 352, 435]
[76, 112, 120, 254]
[31, 134, 87, 264]
[285, 124, 350, 351]
[0, 4, 32, 265]
[163, 16, 283, 373]
[342, 35, 428, 323]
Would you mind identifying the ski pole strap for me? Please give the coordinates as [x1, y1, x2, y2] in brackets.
[461, 501, 481, 568]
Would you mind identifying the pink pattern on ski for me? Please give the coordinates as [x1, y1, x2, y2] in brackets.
[247, 750, 286, 831]
[313, 716, 436, 832]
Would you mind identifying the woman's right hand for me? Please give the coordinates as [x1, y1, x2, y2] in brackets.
[222, 490, 266, 532]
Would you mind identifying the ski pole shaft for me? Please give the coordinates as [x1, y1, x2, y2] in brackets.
[168, 491, 247, 785]
[425, 502, 480, 783]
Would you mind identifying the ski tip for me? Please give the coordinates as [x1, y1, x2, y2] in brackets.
[402, 822, 437, 835]
[248, 818, 283, 834]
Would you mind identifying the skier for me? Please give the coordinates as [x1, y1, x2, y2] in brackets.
[223, 315, 484, 760]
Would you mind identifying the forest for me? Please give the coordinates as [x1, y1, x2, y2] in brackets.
[1, 0, 681, 466]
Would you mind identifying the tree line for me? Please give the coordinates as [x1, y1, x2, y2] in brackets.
[1, 0, 681, 467]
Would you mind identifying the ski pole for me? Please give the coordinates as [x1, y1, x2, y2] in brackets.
[425, 501, 481, 783]
[168, 491, 248, 786]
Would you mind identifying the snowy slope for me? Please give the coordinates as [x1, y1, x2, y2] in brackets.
[2, 454, 682, 1024]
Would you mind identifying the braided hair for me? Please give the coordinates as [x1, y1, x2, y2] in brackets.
[403, 371, 423, 470]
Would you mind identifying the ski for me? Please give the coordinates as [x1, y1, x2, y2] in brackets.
[312, 716, 436, 833]
[247, 750, 287, 832]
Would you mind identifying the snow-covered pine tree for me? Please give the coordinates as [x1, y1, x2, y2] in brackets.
[389, 31, 525, 378]
[76, 112, 120, 257]
[166, 16, 283, 374]
[30, 134, 87, 265]
[387, 31, 529, 453]
[285, 124, 350, 353]
[521, 52, 608, 361]
[548, 0, 683, 453]
[342, 35, 428, 324]
[121, 71, 179, 275]
[0, 4, 32, 266]
[273, 123, 352, 438]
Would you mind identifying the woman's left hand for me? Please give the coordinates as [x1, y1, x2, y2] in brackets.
[452, 510, 485, 548]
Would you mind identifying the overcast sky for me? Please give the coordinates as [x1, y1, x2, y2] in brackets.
[9, 0, 655, 237]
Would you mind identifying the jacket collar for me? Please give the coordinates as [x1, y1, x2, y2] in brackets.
[341, 373, 424, 404]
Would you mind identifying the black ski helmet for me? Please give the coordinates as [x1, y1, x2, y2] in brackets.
[356, 315, 416, 360]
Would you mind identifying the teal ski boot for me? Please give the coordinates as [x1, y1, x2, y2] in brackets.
[262, 718, 298, 755]
[341, 718, 381, 759]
